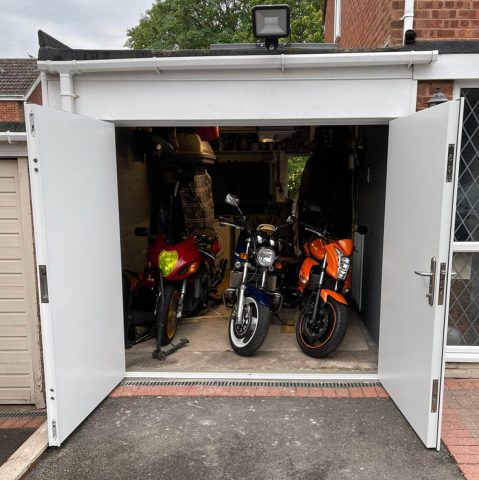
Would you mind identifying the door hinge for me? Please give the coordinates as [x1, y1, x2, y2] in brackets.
[51, 420, 57, 440]
[431, 379, 439, 413]
[39, 265, 49, 303]
[446, 144, 455, 182]
[29, 112, 35, 137]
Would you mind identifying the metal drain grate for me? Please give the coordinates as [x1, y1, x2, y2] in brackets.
[120, 380, 381, 389]
[0, 411, 46, 418]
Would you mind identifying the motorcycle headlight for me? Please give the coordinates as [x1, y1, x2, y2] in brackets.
[159, 250, 178, 277]
[335, 247, 351, 281]
[257, 247, 276, 268]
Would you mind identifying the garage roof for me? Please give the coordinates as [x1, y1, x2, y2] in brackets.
[0, 58, 39, 96]
[38, 30, 479, 62]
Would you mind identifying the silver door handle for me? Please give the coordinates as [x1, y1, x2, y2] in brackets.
[414, 257, 437, 306]
[414, 270, 433, 277]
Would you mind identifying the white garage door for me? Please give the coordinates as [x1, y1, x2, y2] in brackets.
[0, 158, 43, 406]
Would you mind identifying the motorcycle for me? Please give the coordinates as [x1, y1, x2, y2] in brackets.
[221, 194, 295, 356]
[295, 221, 366, 358]
[125, 227, 226, 347]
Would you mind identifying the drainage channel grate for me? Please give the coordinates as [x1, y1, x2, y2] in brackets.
[120, 380, 381, 389]
[0, 411, 46, 418]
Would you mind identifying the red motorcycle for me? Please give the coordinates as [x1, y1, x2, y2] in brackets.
[124, 227, 225, 348]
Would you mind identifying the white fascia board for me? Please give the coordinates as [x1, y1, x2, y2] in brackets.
[37, 50, 438, 75]
[0, 95, 24, 101]
[24, 76, 41, 101]
[0, 132, 27, 157]
[414, 54, 479, 80]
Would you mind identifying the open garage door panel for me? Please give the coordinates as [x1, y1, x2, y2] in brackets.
[379, 100, 463, 449]
[25, 105, 124, 446]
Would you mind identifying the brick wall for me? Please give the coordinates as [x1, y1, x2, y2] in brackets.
[415, 0, 479, 40]
[0, 82, 42, 123]
[324, 0, 479, 48]
[0, 102, 25, 122]
[324, 0, 335, 43]
[26, 83, 42, 106]
[324, 0, 404, 48]
[416, 80, 454, 110]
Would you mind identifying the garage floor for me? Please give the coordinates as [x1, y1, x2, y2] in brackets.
[125, 305, 378, 373]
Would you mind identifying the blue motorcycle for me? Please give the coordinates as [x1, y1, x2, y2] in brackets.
[220, 194, 295, 356]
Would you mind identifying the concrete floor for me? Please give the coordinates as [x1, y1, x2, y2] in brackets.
[25, 396, 462, 480]
[126, 305, 378, 373]
[0, 429, 33, 465]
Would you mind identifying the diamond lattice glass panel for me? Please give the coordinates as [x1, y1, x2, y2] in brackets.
[448, 252, 479, 346]
[455, 89, 479, 241]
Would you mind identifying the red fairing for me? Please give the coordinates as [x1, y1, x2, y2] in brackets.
[148, 234, 202, 280]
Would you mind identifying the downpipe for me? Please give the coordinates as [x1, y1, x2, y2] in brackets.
[402, 0, 415, 44]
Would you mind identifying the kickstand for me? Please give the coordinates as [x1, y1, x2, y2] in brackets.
[152, 272, 189, 360]
[201, 301, 223, 317]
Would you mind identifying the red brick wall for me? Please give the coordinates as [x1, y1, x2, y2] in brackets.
[0, 82, 42, 123]
[26, 83, 42, 106]
[416, 80, 454, 110]
[324, 0, 335, 43]
[326, 0, 405, 48]
[415, 0, 479, 40]
[324, 0, 479, 48]
[0, 101, 25, 122]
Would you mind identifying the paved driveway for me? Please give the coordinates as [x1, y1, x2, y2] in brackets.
[26, 396, 462, 480]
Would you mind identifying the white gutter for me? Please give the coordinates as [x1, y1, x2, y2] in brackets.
[37, 50, 438, 75]
[0, 95, 24, 101]
[403, 0, 415, 44]
[0, 131, 27, 143]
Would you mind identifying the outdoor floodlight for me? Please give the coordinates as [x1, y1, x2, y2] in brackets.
[427, 88, 449, 108]
[252, 5, 291, 51]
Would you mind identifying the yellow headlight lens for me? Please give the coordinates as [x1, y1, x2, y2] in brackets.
[159, 250, 178, 277]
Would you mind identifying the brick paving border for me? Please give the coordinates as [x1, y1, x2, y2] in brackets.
[0, 416, 46, 430]
[442, 379, 479, 480]
[110, 384, 389, 399]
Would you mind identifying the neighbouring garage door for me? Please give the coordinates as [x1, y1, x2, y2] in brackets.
[0, 158, 44, 407]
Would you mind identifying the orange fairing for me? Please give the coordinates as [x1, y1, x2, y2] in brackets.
[309, 238, 327, 261]
[320, 289, 348, 305]
[325, 243, 339, 279]
[338, 239, 353, 256]
[298, 257, 319, 293]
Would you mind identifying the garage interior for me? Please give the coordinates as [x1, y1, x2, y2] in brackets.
[115, 124, 389, 374]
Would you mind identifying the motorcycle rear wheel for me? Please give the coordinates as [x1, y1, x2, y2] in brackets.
[229, 296, 270, 357]
[159, 286, 179, 345]
[296, 296, 348, 358]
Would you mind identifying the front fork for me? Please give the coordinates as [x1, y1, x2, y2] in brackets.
[177, 279, 187, 319]
[312, 254, 328, 320]
[235, 241, 251, 322]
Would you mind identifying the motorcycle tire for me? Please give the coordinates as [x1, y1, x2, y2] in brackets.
[158, 286, 180, 345]
[296, 296, 348, 358]
[228, 296, 271, 357]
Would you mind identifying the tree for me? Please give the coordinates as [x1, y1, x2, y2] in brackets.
[126, 0, 324, 50]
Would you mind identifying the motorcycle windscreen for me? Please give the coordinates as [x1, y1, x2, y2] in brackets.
[25, 105, 124, 446]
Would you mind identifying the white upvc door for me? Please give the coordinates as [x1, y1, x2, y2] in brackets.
[379, 100, 464, 449]
[25, 105, 124, 446]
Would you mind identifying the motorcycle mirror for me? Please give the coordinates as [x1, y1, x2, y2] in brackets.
[286, 215, 297, 225]
[134, 227, 149, 237]
[225, 193, 240, 207]
[357, 225, 368, 235]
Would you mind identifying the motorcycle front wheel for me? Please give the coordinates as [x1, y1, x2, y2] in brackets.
[229, 296, 270, 356]
[296, 295, 348, 358]
[159, 285, 179, 345]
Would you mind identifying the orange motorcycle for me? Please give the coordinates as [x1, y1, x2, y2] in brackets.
[295, 222, 366, 358]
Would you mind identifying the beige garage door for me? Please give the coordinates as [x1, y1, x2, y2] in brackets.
[0, 158, 43, 406]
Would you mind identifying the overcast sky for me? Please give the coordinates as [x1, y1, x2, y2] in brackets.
[1, 0, 155, 58]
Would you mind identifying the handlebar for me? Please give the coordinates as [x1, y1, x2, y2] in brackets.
[300, 222, 330, 239]
[219, 216, 246, 231]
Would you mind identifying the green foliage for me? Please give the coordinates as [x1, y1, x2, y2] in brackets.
[126, 0, 324, 50]
[288, 155, 308, 200]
